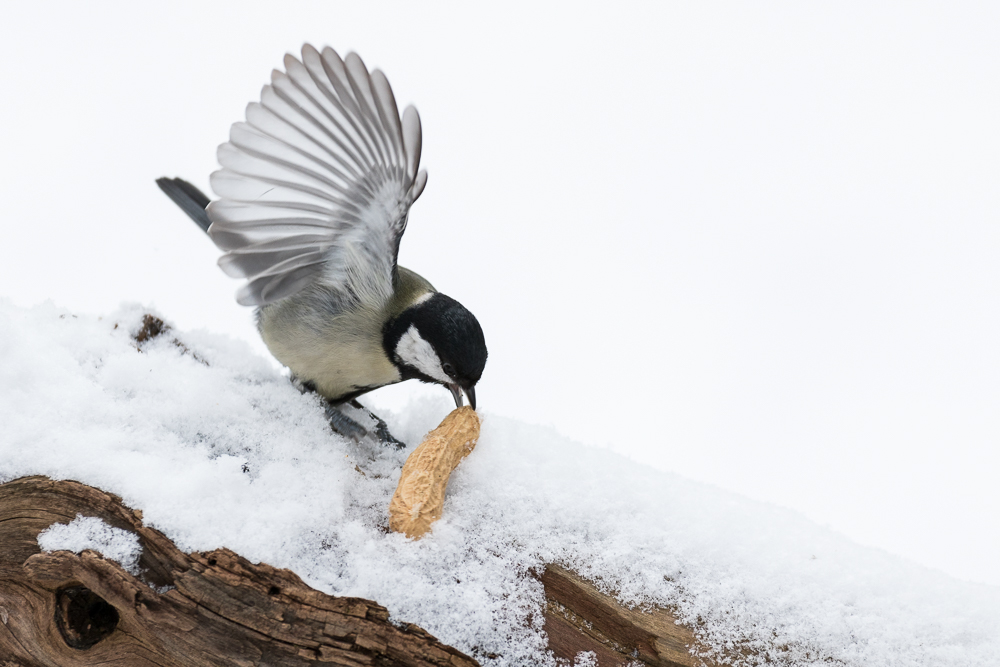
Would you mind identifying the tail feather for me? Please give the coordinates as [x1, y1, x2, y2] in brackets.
[156, 177, 212, 233]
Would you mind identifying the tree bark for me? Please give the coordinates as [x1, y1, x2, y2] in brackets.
[539, 566, 709, 667]
[0, 477, 711, 666]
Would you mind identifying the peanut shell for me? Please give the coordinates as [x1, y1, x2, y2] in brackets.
[389, 406, 481, 538]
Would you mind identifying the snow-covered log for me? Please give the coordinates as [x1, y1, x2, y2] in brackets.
[0, 476, 479, 666]
[0, 476, 707, 667]
[540, 565, 703, 666]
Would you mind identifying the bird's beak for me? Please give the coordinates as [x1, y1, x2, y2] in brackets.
[447, 383, 477, 410]
[448, 383, 464, 408]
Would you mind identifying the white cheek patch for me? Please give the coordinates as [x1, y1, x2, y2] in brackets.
[395, 325, 450, 383]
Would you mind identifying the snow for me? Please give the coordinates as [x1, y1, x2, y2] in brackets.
[1, 300, 998, 666]
[37, 515, 142, 576]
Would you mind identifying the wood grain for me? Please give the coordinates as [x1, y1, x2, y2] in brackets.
[539, 565, 712, 667]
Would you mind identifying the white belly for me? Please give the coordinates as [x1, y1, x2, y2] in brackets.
[258, 297, 402, 400]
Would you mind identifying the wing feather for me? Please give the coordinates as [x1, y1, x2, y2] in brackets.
[402, 106, 421, 182]
[220, 129, 368, 206]
[220, 246, 328, 280]
[316, 48, 383, 169]
[207, 44, 427, 307]
[237, 263, 323, 306]
[370, 70, 404, 166]
[286, 55, 376, 175]
[269, 72, 371, 180]
[343, 53, 393, 168]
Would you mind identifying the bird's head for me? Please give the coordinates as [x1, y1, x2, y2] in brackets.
[384, 293, 487, 409]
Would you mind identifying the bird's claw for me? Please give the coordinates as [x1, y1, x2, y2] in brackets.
[324, 399, 406, 449]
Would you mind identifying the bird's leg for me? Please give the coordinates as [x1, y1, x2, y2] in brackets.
[291, 376, 405, 448]
[349, 400, 406, 450]
[323, 400, 371, 443]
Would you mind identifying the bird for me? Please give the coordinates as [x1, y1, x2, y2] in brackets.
[156, 44, 487, 446]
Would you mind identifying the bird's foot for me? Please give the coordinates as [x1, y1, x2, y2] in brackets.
[323, 401, 369, 442]
[324, 399, 406, 449]
[348, 400, 407, 449]
[290, 376, 405, 448]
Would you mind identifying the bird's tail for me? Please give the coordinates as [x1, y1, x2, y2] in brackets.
[156, 177, 212, 233]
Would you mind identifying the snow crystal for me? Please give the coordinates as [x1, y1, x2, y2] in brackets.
[1, 301, 998, 667]
[37, 514, 142, 575]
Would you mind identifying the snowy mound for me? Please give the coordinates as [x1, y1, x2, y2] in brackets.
[1, 301, 998, 666]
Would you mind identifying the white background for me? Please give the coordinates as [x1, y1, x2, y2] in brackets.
[1, 2, 997, 586]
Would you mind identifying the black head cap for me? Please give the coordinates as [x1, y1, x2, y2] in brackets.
[384, 293, 487, 405]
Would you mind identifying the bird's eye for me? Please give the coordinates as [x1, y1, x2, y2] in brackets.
[442, 362, 455, 377]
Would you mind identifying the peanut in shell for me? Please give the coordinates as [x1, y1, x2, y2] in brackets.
[389, 406, 481, 538]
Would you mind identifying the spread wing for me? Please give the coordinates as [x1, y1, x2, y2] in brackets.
[206, 44, 428, 307]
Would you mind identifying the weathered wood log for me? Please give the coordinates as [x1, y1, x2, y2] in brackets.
[539, 566, 709, 667]
[0, 477, 712, 666]
[0, 476, 477, 666]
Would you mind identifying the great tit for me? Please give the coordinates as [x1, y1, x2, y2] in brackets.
[157, 44, 487, 444]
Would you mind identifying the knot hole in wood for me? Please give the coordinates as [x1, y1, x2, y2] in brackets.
[54, 585, 119, 650]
